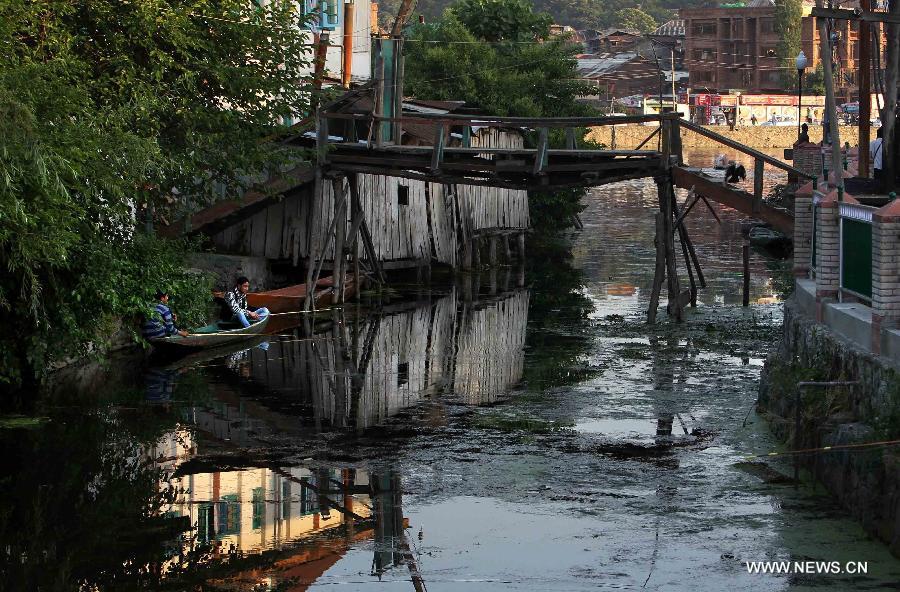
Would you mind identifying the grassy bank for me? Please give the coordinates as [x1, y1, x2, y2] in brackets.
[587, 124, 860, 150]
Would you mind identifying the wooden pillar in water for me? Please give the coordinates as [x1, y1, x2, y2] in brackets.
[517, 232, 526, 260]
[648, 211, 666, 324]
[662, 178, 683, 322]
[489, 236, 498, 267]
[649, 174, 683, 322]
[742, 242, 750, 307]
[503, 235, 512, 262]
[473, 237, 481, 268]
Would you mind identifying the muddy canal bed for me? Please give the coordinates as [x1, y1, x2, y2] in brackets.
[3, 179, 900, 591]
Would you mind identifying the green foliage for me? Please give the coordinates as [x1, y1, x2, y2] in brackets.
[404, 3, 596, 237]
[775, 0, 803, 87]
[450, 0, 553, 41]
[804, 63, 827, 95]
[0, 1, 310, 390]
[613, 8, 657, 34]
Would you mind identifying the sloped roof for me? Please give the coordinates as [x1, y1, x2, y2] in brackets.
[652, 19, 685, 37]
[576, 53, 641, 77]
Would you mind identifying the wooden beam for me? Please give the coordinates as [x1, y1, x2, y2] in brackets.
[811, 6, 900, 24]
[679, 120, 814, 178]
[321, 110, 680, 128]
[672, 167, 793, 236]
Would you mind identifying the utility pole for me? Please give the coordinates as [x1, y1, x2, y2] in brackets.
[859, 0, 871, 178]
[817, 6, 845, 198]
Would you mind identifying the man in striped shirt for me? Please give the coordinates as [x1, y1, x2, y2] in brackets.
[225, 276, 270, 328]
[142, 291, 189, 339]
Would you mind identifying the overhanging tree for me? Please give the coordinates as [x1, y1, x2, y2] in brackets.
[0, 1, 313, 390]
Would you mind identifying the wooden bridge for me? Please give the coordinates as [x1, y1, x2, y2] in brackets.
[176, 94, 813, 322]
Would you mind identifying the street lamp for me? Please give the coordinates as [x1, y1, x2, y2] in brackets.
[796, 51, 808, 141]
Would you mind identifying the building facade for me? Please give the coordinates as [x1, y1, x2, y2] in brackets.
[681, 0, 878, 97]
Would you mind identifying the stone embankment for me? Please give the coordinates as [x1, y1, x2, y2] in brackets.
[758, 301, 900, 555]
[588, 124, 860, 150]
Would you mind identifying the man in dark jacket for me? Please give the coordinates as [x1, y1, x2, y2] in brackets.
[225, 276, 270, 328]
[142, 291, 189, 339]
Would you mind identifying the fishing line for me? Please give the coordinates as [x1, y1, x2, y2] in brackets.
[743, 438, 900, 460]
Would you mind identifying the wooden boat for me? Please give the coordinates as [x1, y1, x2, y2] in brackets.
[149, 315, 270, 352]
[247, 275, 362, 314]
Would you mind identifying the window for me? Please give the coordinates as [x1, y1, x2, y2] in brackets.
[693, 70, 715, 83]
[761, 70, 781, 84]
[691, 21, 717, 36]
[302, 0, 340, 30]
[760, 18, 776, 34]
[282, 481, 291, 519]
[397, 185, 409, 206]
[692, 48, 715, 61]
[397, 362, 409, 387]
[217, 495, 241, 536]
[252, 487, 266, 530]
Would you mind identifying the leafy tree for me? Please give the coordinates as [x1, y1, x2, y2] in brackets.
[614, 7, 657, 33]
[404, 0, 597, 235]
[0, 1, 313, 390]
[450, 0, 553, 41]
[775, 0, 803, 87]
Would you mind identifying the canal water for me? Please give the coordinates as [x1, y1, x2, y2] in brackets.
[3, 176, 900, 591]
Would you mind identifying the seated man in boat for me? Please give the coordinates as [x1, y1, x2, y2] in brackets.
[142, 291, 189, 339]
[225, 276, 270, 328]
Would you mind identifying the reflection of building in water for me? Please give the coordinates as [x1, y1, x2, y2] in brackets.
[166, 465, 372, 554]
[192, 288, 529, 435]
[454, 291, 529, 404]
[147, 430, 410, 589]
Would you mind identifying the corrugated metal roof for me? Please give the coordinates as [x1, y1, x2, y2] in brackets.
[576, 53, 639, 77]
[652, 19, 684, 37]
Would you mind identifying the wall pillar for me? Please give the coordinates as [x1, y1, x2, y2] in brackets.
[793, 180, 815, 278]
[814, 191, 841, 321]
[872, 200, 900, 353]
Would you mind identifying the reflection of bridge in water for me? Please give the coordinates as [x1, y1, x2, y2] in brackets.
[144, 287, 529, 588]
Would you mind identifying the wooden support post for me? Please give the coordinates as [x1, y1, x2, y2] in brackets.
[743, 242, 750, 307]
[670, 191, 697, 306]
[533, 128, 549, 175]
[517, 232, 525, 260]
[348, 176, 386, 284]
[489, 267, 497, 295]
[431, 124, 445, 173]
[473, 237, 481, 268]
[332, 178, 347, 305]
[304, 170, 324, 311]
[374, 46, 385, 148]
[309, 183, 346, 311]
[461, 239, 473, 270]
[658, 176, 682, 321]
[648, 211, 666, 324]
[565, 127, 576, 150]
[753, 158, 764, 214]
[504, 234, 512, 262]
[672, 118, 683, 166]
[611, 125, 617, 150]
[489, 236, 498, 267]
[859, 0, 872, 178]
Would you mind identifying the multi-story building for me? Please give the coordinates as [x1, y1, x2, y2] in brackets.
[681, 0, 878, 97]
